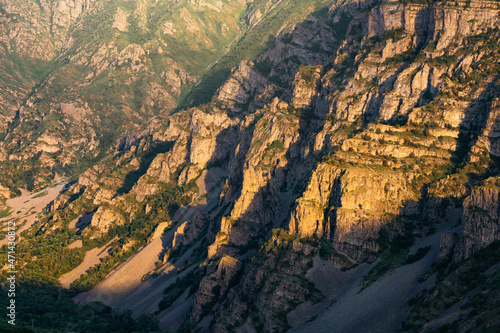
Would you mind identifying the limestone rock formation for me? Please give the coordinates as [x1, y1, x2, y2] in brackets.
[6, 0, 500, 332]
[453, 177, 500, 261]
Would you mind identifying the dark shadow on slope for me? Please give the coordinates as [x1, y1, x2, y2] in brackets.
[9, 14, 352, 328]
[79, 4, 423, 329]
[452, 76, 499, 170]
[198, 70, 499, 328]
[190, 6, 500, 332]
[215, 79, 339, 256]
[363, 5, 436, 124]
[414, 6, 436, 47]
[155, 44, 346, 327]
[292, 198, 466, 333]
[216, 5, 410, 253]
[191, 14, 379, 300]
[115, 140, 174, 196]
[0, 282, 158, 332]
[75, 212, 95, 235]
[187, 103, 332, 330]
[183, 4, 342, 110]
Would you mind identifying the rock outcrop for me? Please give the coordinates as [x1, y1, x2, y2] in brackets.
[453, 177, 500, 261]
[191, 255, 242, 321]
[9, 1, 500, 332]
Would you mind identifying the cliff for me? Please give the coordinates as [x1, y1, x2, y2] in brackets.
[4, 0, 500, 332]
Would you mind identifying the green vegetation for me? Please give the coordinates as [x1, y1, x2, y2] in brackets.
[272, 228, 301, 243]
[382, 27, 407, 42]
[0, 324, 34, 332]
[428, 54, 455, 67]
[0, 207, 12, 218]
[0, 153, 54, 194]
[361, 229, 415, 288]
[405, 246, 431, 264]
[298, 65, 322, 88]
[317, 238, 351, 266]
[157, 270, 203, 312]
[0, 189, 196, 329]
[1, 1, 500, 331]
[402, 241, 500, 332]
[185, 0, 333, 106]
[71, 181, 195, 292]
[266, 140, 286, 152]
[383, 47, 421, 66]
[32, 190, 48, 199]
[327, 12, 353, 40]
[0, 284, 159, 332]
[239, 229, 324, 332]
[0, 0, 243, 193]
[0, 0, 337, 195]
[0, 146, 192, 284]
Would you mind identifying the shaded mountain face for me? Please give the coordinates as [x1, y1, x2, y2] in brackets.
[2, 0, 500, 332]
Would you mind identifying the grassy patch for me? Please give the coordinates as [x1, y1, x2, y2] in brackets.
[0, 207, 12, 218]
[361, 232, 415, 289]
[401, 240, 500, 332]
[405, 246, 431, 265]
[32, 190, 48, 199]
[361, 247, 409, 289]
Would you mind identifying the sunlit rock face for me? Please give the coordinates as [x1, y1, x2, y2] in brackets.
[4, 0, 500, 332]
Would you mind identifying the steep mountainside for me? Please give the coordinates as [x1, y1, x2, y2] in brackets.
[1, 0, 500, 332]
[0, 0, 332, 197]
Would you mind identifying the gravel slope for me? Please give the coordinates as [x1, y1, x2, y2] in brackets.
[292, 209, 462, 333]
[0, 179, 66, 246]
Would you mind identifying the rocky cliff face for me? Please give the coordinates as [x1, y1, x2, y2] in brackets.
[7, 0, 500, 332]
[0, 0, 94, 131]
[185, 1, 500, 330]
[1, 0, 328, 198]
[451, 177, 500, 261]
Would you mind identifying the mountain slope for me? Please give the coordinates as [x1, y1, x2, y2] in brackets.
[1, 0, 500, 332]
[0, 0, 333, 197]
